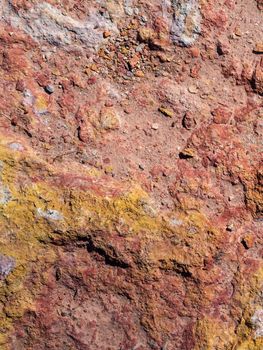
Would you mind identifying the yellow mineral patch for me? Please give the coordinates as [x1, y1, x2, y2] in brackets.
[158, 106, 174, 118]
[0, 138, 261, 348]
[236, 339, 263, 350]
[34, 94, 49, 114]
[0, 143, 174, 344]
[195, 317, 236, 350]
[195, 265, 263, 350]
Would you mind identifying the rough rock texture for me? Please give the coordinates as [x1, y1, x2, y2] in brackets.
[0, 0, 262, 349]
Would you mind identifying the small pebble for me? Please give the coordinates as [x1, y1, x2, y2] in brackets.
[253, 43, 263, 54]
[234, 27, 242, 37]
[188, 85, 198, 94]
[134, 70, 144, 77]
[179, 148, 195, 159]
[125, 7, 133, 16]
[151, 123, 159, 130]
[158, 107, 174, 118]
[226, 223, 234, 232]
[135, 44, 145, 53]
[103, 31, 111, 38]
[44, 85, 55, 94]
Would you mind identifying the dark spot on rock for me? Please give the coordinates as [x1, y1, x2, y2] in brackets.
[241, 239, 249, 250]
[44, 85, 55, 94]
[55, 267, 62, 280]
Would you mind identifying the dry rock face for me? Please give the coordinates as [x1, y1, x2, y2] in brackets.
[0, 0, 262, 349]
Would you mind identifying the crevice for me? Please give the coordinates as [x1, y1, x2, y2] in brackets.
[172, 262, 192, 278]
[86, 239, 130, 269]
[46, 234, 130, 269]
[240, 238, 249, 250]
[159, 260, 193, 278]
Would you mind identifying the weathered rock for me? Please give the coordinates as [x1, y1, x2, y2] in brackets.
[252, 58, 263, 94]
[256, 0, 263, 10]
[0, 0, 261, 349]
[99, 108, 120, 130]
[171, 0, 202, 47]
[138, 27, 155, 43]
[182, 111, 197, 130]
[212, 107, 232, 124]
[0, 1, 118, 51]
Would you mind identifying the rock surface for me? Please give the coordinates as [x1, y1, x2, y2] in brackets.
[0, 0, 262, 349]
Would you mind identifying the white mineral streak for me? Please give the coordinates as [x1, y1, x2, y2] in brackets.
[0, 185, 12, 205]
[0, 0, 201, 48]
[251, 309, 263, 338]
[171, 0, 201, 46]
[0, 254, 15, 277]
[37, 208, 63, 221]
[0, 1, 118, 49]
[0, 161, 12, 205]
